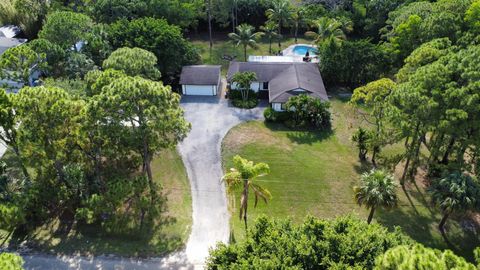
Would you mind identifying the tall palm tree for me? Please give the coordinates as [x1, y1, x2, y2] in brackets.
[228, 24, 263, 61]
[354, 169, 398, 224]
[260, 21, 281, 54]
[291, 7, 306, 44]
[266, 0, 292, 49]
[207, 0, 213, 52]
[305, 17, 346, 47]
[430, 173, 480, 234]
[223, 155, 272, 232]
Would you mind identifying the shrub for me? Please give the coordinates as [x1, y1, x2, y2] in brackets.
[230, 90, 258, 109]
[375, 244, 477, 269]
[207, 215, 410, 269]
[232, 98, 258, 109]
[228, 89, 257, 100]
[263, 107, 277, 121]
[285, 94, 331, 129]
[0, 253, 24, 270]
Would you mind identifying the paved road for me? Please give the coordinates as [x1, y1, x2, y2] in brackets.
[16, 96, 265, 269]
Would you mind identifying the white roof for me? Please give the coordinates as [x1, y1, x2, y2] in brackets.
[0, 37, 27, 55]
[248, 55, 305, 63]
[0, 25, 21, 38]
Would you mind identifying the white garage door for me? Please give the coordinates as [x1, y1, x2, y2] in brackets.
[183, 85, 216, 96]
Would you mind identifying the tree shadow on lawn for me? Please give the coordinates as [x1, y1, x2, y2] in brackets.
[376, 202, 480, 261]
[264, 122, 334, 145]
[9, 215, 183, 257]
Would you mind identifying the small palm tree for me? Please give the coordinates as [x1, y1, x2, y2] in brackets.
[260, 21, 281, 54]
[266, 0, 292, 49]
[305, 17, 346, 47]
[430, 172, 480, 233]
[223, 155, 272, 232]
[351, 127, 370, 161]
[228, 24, 263, 61]
[354, 169, 398, 224]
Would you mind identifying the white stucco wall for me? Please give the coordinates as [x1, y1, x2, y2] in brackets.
[230, 81, 264, 92]
[272, 103, 285, 112]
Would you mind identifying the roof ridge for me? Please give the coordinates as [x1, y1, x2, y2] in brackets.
[269, 65, 299, 102]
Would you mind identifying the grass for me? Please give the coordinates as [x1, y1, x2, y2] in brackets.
[221, 94, 480, 261]
[1, 149, 192, 257]
[189, 32, 314, 73]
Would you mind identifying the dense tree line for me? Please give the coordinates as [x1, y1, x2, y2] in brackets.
[0, 48, 190, 240]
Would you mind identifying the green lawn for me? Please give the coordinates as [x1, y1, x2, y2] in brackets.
[1, 149, 192, 257]
[221, 94, 479, 260]
[189, 33, 314, 72]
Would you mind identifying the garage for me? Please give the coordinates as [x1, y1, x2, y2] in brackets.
[180, 65, 221, 96]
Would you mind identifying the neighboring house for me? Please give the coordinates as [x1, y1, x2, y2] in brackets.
[227, 62, 328, 111]
[0, 26, 39, 92]
[180, 65, 222, 96]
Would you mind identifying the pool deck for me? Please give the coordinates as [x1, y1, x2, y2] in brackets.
[282, 44, 319, 63]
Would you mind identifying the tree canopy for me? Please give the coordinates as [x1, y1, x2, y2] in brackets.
[207, 215, 410, 269]
[39, 11, 93, 50]
[102, 47, 161, 80]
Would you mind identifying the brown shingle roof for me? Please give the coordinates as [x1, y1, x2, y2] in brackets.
[227, 62, 328, 103]
[180, 65, 221, 85]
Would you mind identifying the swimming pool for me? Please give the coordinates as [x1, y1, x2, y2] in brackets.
[292, 45, 318, 56]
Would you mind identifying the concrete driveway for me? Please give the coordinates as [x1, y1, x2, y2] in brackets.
[18, 97, 265, 269]
[179, 96, 265, 267]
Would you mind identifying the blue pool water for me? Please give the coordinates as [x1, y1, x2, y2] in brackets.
[292, 45, 318, 56]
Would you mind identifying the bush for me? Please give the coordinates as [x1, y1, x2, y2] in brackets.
[0, 253, 24, 270]
[207, 215, 411, 269]
[228, 89, 257, 100]
[375, 244, 477, 269]
[229, 90, 258, 109]
[263, 107, 277, 121]
[232, 98, 258, 109]
[285, 95, 331, 129]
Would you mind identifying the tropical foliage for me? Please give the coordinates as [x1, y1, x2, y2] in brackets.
[375, 244, 478, 270]
[285, 94, 331, 129]
[207, 215, 410, 269]
[429, 173, 480, 233]
[0, 252, 24, 270]
[354, 169, 398, 224]
[223, 155, 271, 231]
[228, 24, 263, 61]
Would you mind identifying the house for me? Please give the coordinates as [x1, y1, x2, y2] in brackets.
[227, 62, 328, 111]
[180, 65, 221, 96]
[0, 26, 39, 92]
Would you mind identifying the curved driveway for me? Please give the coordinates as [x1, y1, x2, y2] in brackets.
[179, 96, 264, 267]
[19, 97, 264, 269]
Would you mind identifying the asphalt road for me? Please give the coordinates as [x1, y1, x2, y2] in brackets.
[15, 96, 265, 269]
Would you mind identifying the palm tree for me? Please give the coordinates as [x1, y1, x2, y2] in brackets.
[223, 155, 272, 232]
[291, 7, 306, 44]
[228, 24, 263, 61]
[207, 0, 213, 52]
[430, 173, 480, 234]
[305, 17, 346, 47]
[266, 0, 292, 49]
[354, 169, 398, 224]
[260, 21, 281, 54]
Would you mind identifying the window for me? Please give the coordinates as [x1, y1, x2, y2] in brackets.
[263, 82, 269, 90]
[281, 103, 287, 110]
